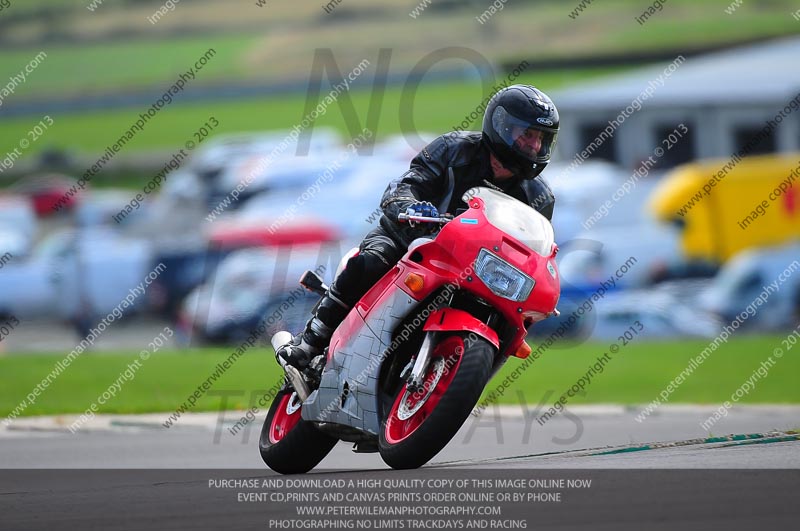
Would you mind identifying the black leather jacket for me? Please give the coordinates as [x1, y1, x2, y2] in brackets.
[379, 132, 556, 246]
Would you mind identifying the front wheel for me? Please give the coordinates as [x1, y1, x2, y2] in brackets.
[378, 333, 494, 470]
[259, 389, 338, 474]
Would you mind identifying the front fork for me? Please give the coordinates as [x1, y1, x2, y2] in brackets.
[401, 308, 501, 391]
[403, 331, 436, 392]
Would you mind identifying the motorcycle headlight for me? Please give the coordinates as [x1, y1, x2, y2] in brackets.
[474, 249, 535, 302]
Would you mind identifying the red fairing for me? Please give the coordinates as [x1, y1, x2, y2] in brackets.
[327, 307, 367, 362]
[328, 265, 402, 362]
[423, 308, 500, 349]
[356, 266, 403, 319]
[395, 194, 559, 356]
[332, 191, 560, 361]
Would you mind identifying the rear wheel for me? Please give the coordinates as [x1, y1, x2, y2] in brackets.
[259, 389, 338, 474]
[378, 333, 494, 470]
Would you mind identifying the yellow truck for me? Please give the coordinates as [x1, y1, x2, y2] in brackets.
[649, 153, 800, 262]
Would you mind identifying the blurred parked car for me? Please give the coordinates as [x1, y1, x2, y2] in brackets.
[187, 128, 343, 208]
[0, 227, 29, 259]
[209, 153, 355, 212]
[236, 159, 403, 239]
[149, 218, 341, 319]
[9, 174, 82, 216]
[557, 221, 683, 292]
[0, 195, 37, 253]
[0, 227, 153, 320]
[147, 245, 229, 317]
[370, 132, 435, 163]
[179, 244, 343, 343]
[74, 189, 139, 227]
[188, 128, 342, 182]
[699, 241, 800, 330]
[531, 279, 720, 342]
[590, 283, 720, 340]
[546, 161, 622, 242]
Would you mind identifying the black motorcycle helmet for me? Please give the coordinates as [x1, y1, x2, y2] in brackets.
[482, 84, 559, 179]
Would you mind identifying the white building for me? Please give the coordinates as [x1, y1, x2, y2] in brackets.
[553, 37, 800, 171]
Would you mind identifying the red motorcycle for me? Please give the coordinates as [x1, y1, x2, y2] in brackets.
[260, 187, 560, 473]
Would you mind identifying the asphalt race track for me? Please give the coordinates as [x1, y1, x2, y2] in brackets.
[2, 407, 798, 530]
[2, 406, 798, 468]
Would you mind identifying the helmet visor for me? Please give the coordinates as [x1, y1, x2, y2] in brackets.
[491, 105, 557, 164]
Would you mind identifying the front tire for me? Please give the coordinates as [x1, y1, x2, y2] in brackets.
[378, 333, 494, 470]
[259, 389, 338, 474]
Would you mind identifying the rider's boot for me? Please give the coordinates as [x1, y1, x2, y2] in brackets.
[276, 288, 351, 370]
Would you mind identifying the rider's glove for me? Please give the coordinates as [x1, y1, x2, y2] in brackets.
[404, 201, 439, 227]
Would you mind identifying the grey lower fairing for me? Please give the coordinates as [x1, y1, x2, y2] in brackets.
[301, 287, 417, 435]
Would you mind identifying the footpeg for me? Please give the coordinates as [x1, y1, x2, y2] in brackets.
[353, 440, 379, 453]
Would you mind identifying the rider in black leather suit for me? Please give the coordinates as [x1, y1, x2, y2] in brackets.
[277, 84, 560, 370]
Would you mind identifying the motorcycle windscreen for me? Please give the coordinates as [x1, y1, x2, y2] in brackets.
[463, 187, 555, 256]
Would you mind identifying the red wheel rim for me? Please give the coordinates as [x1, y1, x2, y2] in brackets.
[384, 336, 464, 444]
[269, 392, 302, 444]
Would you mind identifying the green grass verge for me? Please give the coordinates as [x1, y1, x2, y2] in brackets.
[0, 68, 625, 166]
[0, 335, 796, 419]
[508, 334, 798, 406]
[0, 35, 255, 99]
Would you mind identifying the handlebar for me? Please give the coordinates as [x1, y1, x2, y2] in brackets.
[397, 212, 453, 225]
